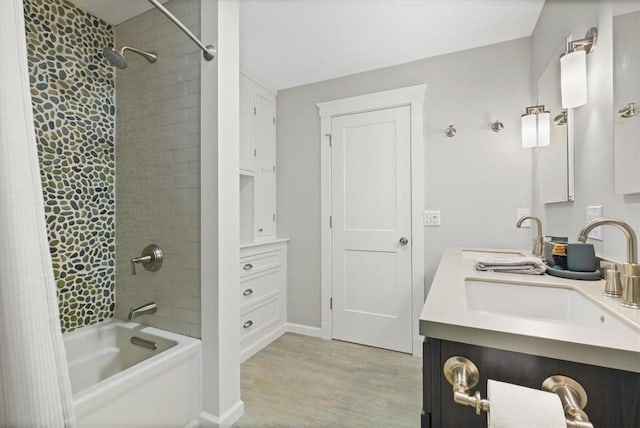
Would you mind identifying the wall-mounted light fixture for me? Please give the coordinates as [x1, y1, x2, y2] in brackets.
[521, 105, 550, 148]
[561, 28, 598, 109]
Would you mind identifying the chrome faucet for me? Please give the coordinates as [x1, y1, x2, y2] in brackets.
[578, 218, 640, 308]
[128, 302, 157, 320]
[516, 216, 543, 258]
[578, 218, 637, 263]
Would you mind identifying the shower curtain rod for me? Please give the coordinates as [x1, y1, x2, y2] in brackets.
[148, 0, 216, 61]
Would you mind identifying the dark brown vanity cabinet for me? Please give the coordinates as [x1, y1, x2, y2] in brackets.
[421, 338, 640, 428]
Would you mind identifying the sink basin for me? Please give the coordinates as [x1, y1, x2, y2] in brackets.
[464, 279, 638, 336]
[462, 249, 524, 261]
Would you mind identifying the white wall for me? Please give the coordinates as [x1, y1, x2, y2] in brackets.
[277, 38, 533, 327]
[532, 0, 640, 263]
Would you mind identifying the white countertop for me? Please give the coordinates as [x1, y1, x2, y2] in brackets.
[239, 237, 290, 249]
[420, 247, 640, 373]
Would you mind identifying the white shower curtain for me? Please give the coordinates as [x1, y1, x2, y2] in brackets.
[0, 1, 76, 426]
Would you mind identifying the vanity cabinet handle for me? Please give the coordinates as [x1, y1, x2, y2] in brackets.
[243, 263, 253, 271]
[243, 288, 253, 296]
[243, 320, 253, 329]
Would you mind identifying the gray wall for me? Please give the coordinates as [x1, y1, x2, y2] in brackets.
[114, 0, 202, 337]
[532, 0, 640, 263]
[277, 38, 533, 327]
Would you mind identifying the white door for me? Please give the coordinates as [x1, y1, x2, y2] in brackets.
[331, 106, 412, 353]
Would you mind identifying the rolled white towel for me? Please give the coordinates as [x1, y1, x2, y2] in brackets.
[475, 256, 547, 275]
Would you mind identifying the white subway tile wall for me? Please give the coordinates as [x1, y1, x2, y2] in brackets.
[114, 0, 202, 337]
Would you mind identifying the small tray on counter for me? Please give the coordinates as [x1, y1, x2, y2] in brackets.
[545, 264, 601, 281]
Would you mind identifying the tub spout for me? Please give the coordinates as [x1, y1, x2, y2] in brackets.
[128, 302, 157, 320]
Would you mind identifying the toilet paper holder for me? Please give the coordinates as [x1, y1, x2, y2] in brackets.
[443, 356, 593, 428]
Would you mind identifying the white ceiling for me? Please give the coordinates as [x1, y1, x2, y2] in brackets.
[240, 0, 545, 92]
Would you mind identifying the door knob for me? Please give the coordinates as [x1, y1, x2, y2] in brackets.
[399, 237, 409, 246]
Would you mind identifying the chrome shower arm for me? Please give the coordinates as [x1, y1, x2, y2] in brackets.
[148, 0, 216, 61]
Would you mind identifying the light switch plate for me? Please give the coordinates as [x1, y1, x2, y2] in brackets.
[586, 205, 604, 240]
[516, 208, 531, 228]
[424, 210, 441, 227]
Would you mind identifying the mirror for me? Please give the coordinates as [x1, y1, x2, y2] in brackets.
[536, 40, 575, 204]
[613, 10, 640, 195]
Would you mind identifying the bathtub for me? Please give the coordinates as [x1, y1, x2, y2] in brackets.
[64, 320, 202, 428]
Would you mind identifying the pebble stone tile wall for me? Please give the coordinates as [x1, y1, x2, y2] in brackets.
[24, 0, 116, 332]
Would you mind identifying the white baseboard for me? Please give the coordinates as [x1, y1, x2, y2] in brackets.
[321, 321, 332, 340]
[286, 322, 324, 338]
[200, 400, 244, 428]
[413, 336, 424, 358]
[185, 420, 200, 428]
[240, 323, 287, 362]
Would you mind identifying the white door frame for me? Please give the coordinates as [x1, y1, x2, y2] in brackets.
[317, 84, 426, 357]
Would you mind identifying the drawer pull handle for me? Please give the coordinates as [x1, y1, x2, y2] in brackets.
[243, 288, 253, 296]
[243, 263, 253, 271]
[243, 320, 253, 329]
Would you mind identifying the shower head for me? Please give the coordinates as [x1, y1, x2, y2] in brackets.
[103, 46, 157, 69]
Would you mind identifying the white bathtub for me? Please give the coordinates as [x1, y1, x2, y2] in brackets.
[64, 320, 202, 428]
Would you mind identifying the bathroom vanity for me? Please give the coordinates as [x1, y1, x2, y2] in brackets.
[420, 248, 640, 427]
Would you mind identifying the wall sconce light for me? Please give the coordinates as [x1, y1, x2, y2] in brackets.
[561, 27, 598, 109]
[521, 105, 550, 148]
[490, 120, 504, 132]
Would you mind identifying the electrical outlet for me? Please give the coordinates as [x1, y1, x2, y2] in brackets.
[586, 205, 604, 240]
[516, 208, 531, 228]
[424, 210, 441, 227]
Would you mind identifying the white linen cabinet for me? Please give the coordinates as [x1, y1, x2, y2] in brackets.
[239, 74, 287, 359]
[239, 240, 288, 361]
[239, 73, 277, 243]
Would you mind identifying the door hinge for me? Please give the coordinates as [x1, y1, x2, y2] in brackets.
[325, 133, 332, 147]
[253, 107, 256, 115]
[273, 117, 276, 125]
[330, 297, 333, 310]
[272, 165, 276, 173]
[329, 216, 332, 228]
[272, 213, 276, 221]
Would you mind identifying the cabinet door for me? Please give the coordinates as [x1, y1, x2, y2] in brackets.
[239, 83, 256, 174]
[256, 168, 276, 237]
[254, 93, 276, 238]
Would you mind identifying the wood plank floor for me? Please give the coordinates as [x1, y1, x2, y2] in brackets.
[233, 333, 422, 428]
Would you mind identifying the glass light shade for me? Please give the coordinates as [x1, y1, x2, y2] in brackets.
[561, 50, 587, 108]
[521, 114, 537, 148]
[537, 112, 551, 147]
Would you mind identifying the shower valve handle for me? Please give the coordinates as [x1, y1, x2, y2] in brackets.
[130, 255, 152, 275]
[130, 244, 163, 276]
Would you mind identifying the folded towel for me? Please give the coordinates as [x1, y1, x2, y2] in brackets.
[475, 256, 547, 275]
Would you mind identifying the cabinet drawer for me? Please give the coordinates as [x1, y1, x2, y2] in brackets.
[240, 268, 281, 309]
[240, 250, 281, 277]
[240, 296, 281, 341]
